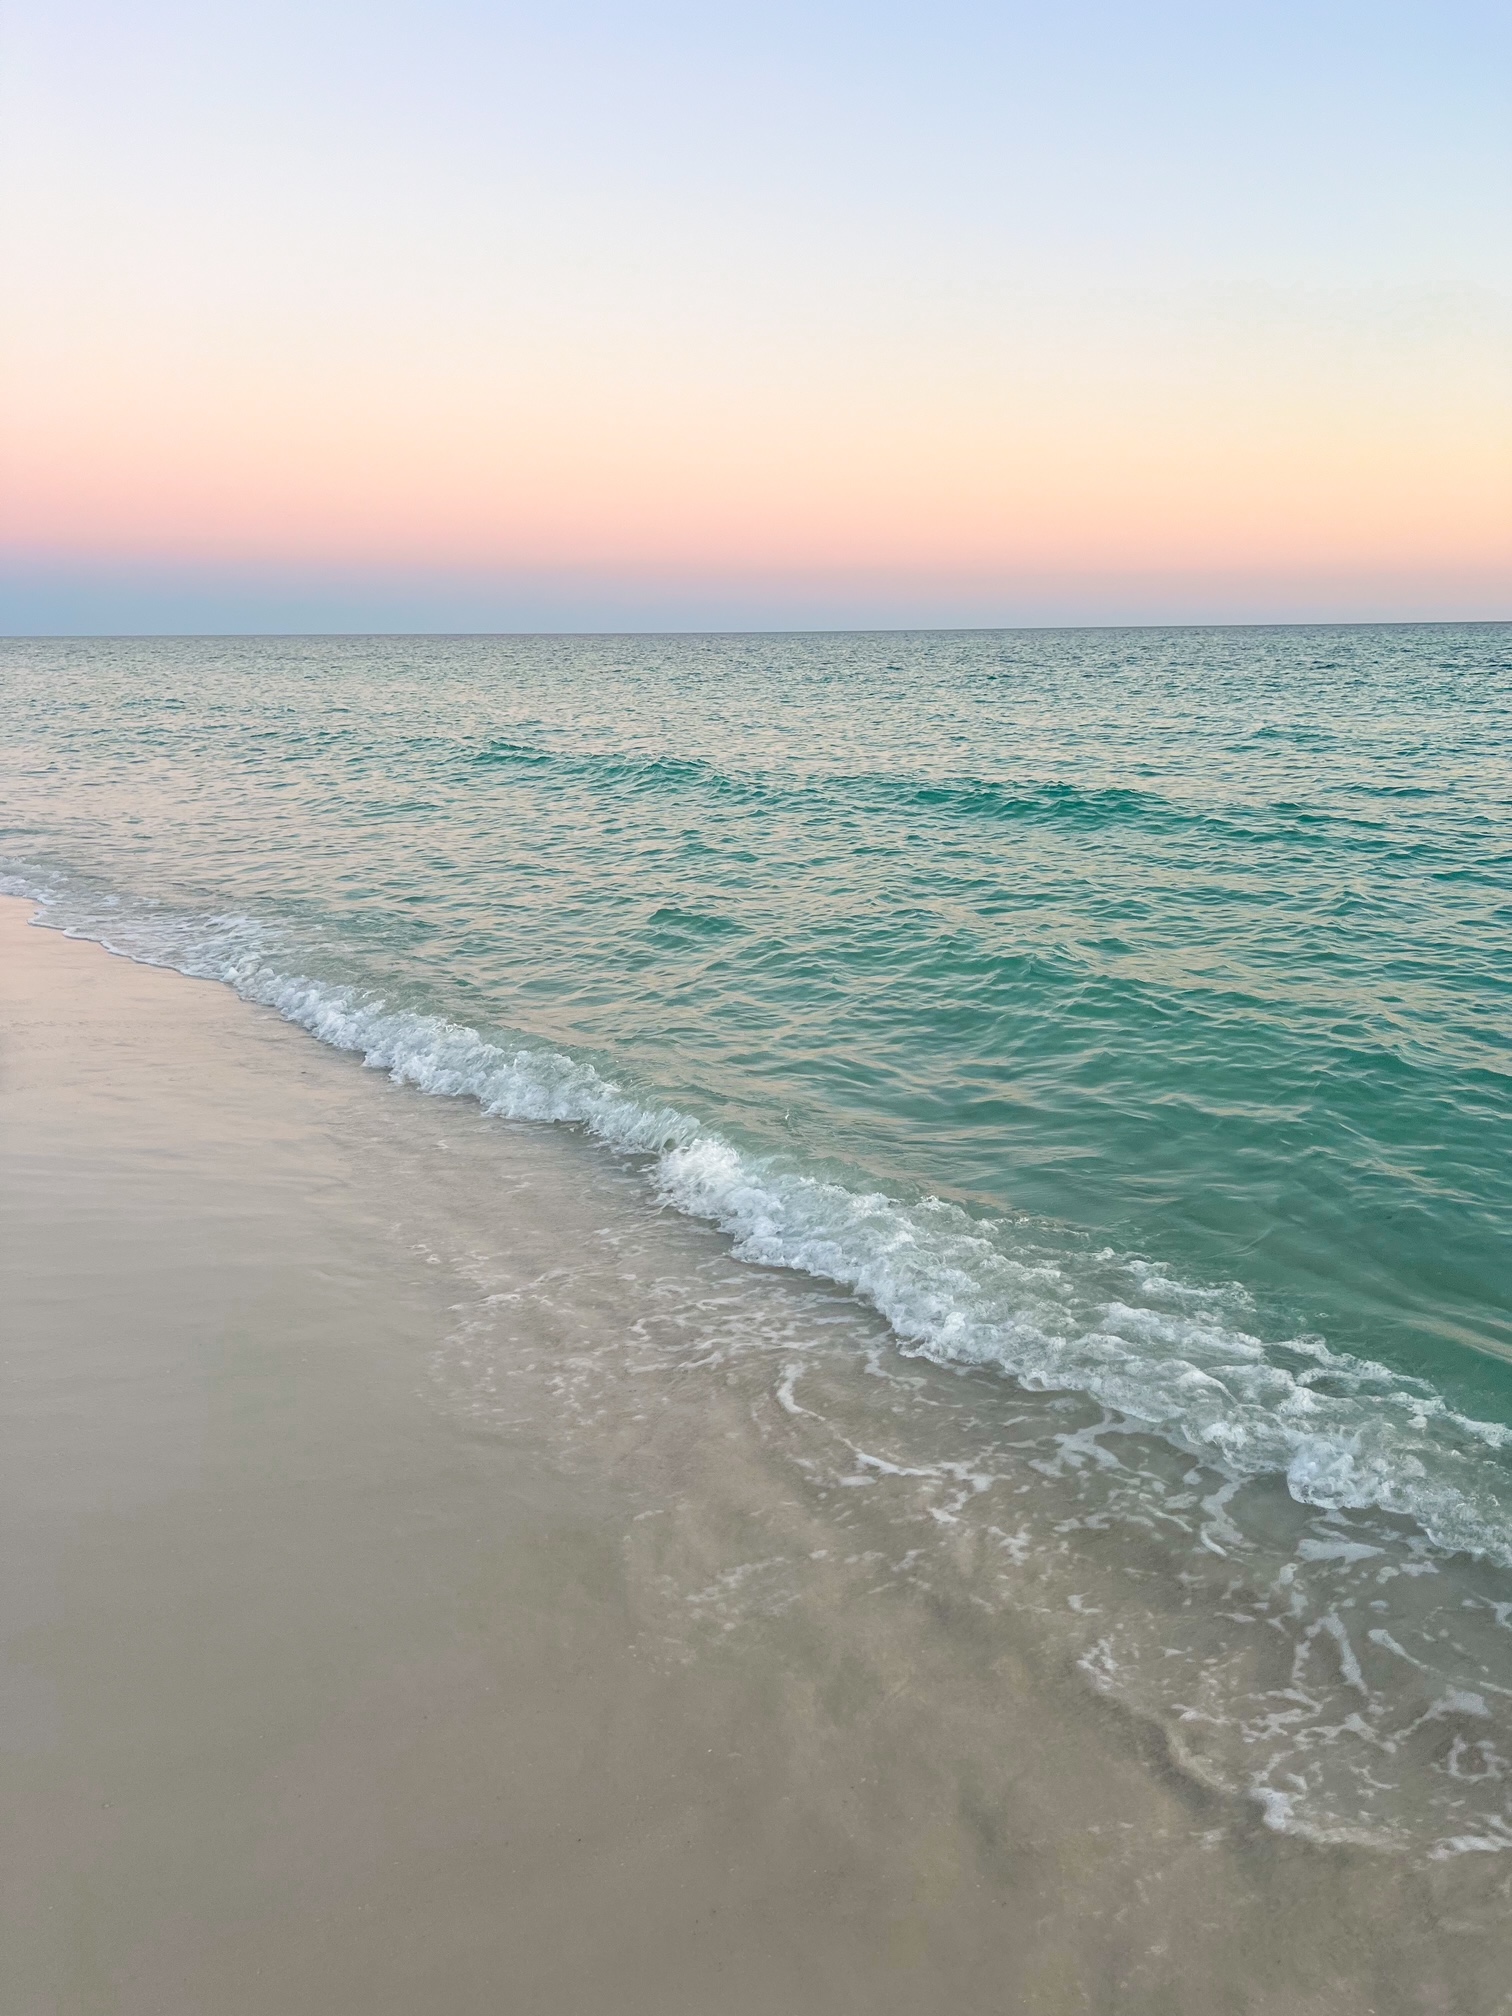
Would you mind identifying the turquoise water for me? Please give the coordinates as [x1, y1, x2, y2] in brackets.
[5, 629, 1512, 1464]
[6, 627, 1509, 1363]
[4, 627, 1512, 1847]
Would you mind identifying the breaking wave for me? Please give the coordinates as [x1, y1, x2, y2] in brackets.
[8, 867, 1511, 1572]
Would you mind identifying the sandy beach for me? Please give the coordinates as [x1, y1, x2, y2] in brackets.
[2, 894, 1507, 2015]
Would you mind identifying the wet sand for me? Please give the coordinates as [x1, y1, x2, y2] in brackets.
[2, 896, 1507, 2015]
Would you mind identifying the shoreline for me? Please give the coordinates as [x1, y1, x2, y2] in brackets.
[2, 894, 1508, 2013]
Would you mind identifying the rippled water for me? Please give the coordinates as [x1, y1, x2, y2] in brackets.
[3, 625, 1510, 1852]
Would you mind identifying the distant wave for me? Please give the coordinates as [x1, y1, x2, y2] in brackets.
[461, 740, 1497, 866]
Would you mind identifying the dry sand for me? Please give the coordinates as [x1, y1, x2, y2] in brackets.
[2, 897, 1507, 2015]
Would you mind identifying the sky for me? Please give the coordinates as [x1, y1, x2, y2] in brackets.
[2, 0, 1509, 632]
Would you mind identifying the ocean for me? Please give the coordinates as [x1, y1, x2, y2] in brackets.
[4, 623, 1510, 1858]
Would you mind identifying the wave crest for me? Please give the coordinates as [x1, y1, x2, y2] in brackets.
[8, 868, 1507, 1570]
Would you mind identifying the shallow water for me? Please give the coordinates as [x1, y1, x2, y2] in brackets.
[3, 625, 1510, 1855]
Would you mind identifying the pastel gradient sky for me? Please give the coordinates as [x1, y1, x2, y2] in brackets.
[3, 0, 1509, 631]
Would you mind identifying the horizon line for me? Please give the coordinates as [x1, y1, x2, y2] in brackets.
[5, 615, 1510, 643]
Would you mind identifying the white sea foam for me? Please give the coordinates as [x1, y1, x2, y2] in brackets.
[7, 870, 1512, 1572]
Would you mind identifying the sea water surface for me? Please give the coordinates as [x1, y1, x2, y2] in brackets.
[3, 625, 1511, 1853]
